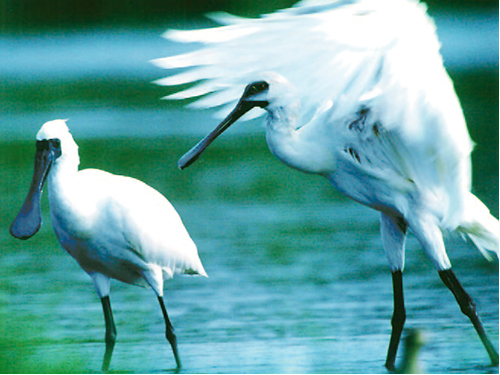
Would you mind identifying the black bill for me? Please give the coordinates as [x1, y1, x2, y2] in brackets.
[10, 140, 58, 240]
[178, 100, 262, 170]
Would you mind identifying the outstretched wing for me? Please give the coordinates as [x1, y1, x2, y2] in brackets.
[153, 0, 434, 123]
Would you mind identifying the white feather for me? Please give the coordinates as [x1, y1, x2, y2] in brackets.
[156, 0, 433, 120]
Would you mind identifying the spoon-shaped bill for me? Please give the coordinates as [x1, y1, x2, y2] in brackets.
[178, 101, 257, 170]
[10, 141, 56, 239]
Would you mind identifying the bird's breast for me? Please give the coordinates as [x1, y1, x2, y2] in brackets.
[265, 123, 338, 176]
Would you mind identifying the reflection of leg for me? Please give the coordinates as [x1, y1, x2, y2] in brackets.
[385, 270, 406, 371]
[101, 296, 117, 372]
[439, 269, 499, 366]
[158, 296, 182, 370]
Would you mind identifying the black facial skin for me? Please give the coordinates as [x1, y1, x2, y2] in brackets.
[10, 138, 62, 240]
[178, 81, 270, 170]
[242, 81, 269, 102]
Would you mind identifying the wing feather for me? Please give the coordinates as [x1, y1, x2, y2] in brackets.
[154, 0, 416, 119]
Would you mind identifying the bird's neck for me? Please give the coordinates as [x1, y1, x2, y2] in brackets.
[47, 154, 80, 210]
[48, 153, 79, 185]
[264, 105, 337, 175]
[46, 155, 95, 239]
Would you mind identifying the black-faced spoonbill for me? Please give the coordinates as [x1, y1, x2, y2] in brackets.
[10, 120, 207, 372]
[153, 0, 499, 369]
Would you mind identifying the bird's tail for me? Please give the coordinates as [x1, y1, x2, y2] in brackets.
[457, 193, 499, 261]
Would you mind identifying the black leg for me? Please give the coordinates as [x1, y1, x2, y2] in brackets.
[385, 270, 406, 371]
[439, 269, 499, 366]
[158, 296, 182, 370]
[101, 296, 117, 372]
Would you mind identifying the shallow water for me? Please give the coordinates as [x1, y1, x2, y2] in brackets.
[0, 12, 499, 374]
[1, 132, 498, 374]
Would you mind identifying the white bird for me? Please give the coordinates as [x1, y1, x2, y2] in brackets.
[153, 0, 499, 370]
[10, 120, 207, 372]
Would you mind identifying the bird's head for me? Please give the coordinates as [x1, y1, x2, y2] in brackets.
[178, 72, 297, 169]
[34, 119, 80, 181]
[10, 120, 78, 240]
[36, 119, 79, 162]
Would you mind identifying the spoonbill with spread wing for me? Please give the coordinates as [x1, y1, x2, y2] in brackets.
[10, 120, 207, 372]
[153, 0, 499, 369]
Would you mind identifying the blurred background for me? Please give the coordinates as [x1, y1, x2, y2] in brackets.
[0, 0, 498, 29]
[0, 0, 498, 373]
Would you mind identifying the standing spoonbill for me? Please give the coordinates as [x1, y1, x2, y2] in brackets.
[10, 120, 207, 372]
[153, 0, 499, 370]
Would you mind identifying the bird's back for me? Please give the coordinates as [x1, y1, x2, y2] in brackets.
[106, 171, 207, 279]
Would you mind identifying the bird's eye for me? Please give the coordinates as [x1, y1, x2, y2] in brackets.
[244, 81, 269, 97]
[35, 138, 62, 158]
[50, 139, 61, 149]
[49, 138, 62, 158]
[254, 81, 269, 92]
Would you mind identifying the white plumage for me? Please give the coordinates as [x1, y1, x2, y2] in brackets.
[11, 119, 206, 371]
[153, 0, 498, 369]
[154, 0, 445, 121]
